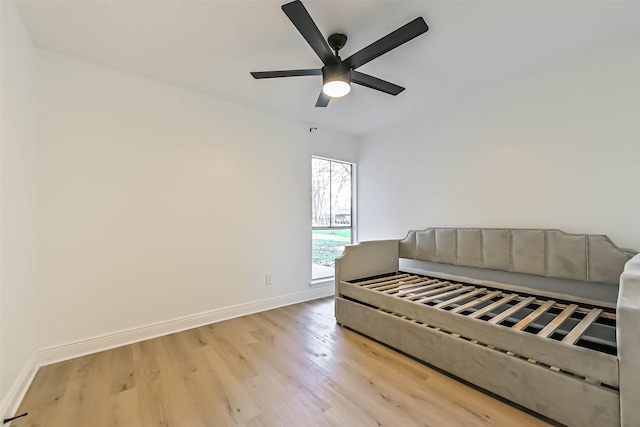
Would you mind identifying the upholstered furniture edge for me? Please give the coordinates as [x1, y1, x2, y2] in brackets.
[618, 253, 640, 427]
[335, 239, 399, 284]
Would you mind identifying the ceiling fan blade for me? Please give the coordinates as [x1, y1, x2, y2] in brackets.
[315, 91, 331, 107]
[282, 1, 336, 65]
[351, 71, 405, 95]
[345, 17, 428, 70]
[251, 69, 322, 79]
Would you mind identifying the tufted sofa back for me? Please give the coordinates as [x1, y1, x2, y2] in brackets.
[399, 228, 636, 285]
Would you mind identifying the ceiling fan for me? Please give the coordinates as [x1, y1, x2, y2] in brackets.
[250, 0, 429, 107]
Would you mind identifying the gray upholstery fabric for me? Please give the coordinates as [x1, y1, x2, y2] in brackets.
[415, 229, 434, 261]
[402, 228, 636, 285]
[547, 230, 587, 281]
[435, 229, 456, 264]
[511, 230, 545, 275]
[457, 229, 482, 268]
[617, 254, 640, 427]
[398, 230, 416, 259]
[481, 230, 511, 271]
[591, 236, 634, 284]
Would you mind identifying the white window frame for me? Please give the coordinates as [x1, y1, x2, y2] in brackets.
[310, 156, 356, 287]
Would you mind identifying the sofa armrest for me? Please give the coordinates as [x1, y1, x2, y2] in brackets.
[617, 253, 640, 427]
[335, 239, 399, 293]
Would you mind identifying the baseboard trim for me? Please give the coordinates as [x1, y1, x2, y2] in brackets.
[37, 286, 335, 367]
[1, 352, 38, 425]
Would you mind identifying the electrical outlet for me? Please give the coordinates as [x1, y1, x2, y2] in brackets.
[265, 275, 272, 286]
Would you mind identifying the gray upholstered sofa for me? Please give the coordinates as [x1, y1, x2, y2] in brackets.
[335, 228, 639, 427]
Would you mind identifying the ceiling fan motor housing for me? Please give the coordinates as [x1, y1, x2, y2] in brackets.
[322, 61, 351, 84]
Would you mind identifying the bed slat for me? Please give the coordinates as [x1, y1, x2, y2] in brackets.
[359, 274, 412, 288]
[392, 280, 441, 295]
[512, 300, 555, 331]
[488, 297, 536, 324]
[468, 294, 519, 319]
[433, 288, 486, 309]
[367, 277, 424, 291]
[417, 286, 474, 304]
[449, 290, 502, 314]
[538, 304, 579, 338]
[562, 309, 603, 345]
[403, 283, 458, 301]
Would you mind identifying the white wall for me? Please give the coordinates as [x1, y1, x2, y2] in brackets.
[309, 128, 358, 164]
[0, 0, 39, 415]
[36, 49, 355, 349]
[358, 33, 640, 251]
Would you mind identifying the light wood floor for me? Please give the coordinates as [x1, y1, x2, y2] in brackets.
[14, 297, 552, 427]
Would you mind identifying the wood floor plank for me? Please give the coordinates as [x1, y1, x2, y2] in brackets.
[14, 297, 551, 427]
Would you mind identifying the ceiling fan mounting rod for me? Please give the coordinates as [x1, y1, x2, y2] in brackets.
[328, 33, 347, 57]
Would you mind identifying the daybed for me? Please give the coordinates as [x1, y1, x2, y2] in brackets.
[335, 228, 640, 427]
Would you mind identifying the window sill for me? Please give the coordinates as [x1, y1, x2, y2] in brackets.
[309, 277, 334, 289]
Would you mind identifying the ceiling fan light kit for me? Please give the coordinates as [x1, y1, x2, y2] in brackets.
[322, 61, 351, 98]
[251, 0, 429, 107]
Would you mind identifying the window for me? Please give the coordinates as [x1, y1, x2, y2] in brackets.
[312, 157, 353, 280]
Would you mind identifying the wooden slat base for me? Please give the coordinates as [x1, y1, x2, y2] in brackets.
[347, 272, 616, 357]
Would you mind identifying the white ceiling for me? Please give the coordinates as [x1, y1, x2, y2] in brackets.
[16, 1, 640, 137]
